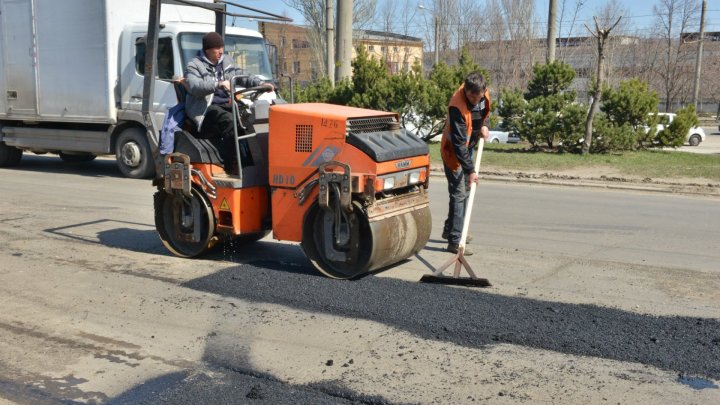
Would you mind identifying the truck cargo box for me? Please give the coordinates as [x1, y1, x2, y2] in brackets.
[0, 0, 214, 123]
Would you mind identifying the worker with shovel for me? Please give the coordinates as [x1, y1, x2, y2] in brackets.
[440, 72, 490, 256]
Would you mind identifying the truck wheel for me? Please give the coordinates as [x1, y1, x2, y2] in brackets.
[688, 134, 701, 147]
[0, 142, 23, 167]
[59, 152, 96, 163]
[116, 128, 154, 178]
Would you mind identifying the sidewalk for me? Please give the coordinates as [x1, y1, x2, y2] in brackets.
[429, 164, 720, 197]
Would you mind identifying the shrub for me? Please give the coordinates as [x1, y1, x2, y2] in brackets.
[591, 114, 639, 152]
[283, 46, 494, 142]
[657, 105, 698, 147]
[498, 61, 585, 150]
[601, 79, 658, 128]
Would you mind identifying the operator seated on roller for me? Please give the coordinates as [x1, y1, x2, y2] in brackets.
[184, 32, 273, 173]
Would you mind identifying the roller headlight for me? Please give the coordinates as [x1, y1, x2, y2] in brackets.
[408, 170, 421, 184]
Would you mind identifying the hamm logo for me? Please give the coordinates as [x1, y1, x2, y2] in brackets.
[395, 160, 411, 169]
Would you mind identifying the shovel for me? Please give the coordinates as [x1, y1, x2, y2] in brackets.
[420, 138, 491, 287]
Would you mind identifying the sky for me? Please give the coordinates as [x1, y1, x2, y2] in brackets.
[228, 0, 720, 38]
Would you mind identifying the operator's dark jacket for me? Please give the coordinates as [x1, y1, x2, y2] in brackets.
[184, 51, 263, 131]
[441, 85, 490, 174]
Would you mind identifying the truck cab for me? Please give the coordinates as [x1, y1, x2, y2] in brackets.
[119, 23, 276, 128]
[0, 0, 277, 178]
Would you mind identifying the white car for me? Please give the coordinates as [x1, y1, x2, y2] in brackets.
[649, 113, 706, 146]
[487, 127, 521, 144]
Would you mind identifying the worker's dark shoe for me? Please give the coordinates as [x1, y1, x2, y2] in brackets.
[446, 243, 474, 256]
[442, 230, 472, 242]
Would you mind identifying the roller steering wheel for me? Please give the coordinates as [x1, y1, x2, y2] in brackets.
[233, 84, 274, 102]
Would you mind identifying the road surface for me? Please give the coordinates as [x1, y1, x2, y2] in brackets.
[1, 156, 719, 404]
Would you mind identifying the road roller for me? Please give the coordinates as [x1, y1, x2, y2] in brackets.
[153, 84, 431, 279]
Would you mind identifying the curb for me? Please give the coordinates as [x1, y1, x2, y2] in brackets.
[428, 166, 720, 197]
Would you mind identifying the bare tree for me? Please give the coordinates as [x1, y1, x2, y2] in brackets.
[397, 0, 421, 37]
[283, 0, 377, 77]
[583, 15, 622, 155]
[353, 0, 378, 30]
[594, 0, 629, 87]
[371, 0, 398, 66]
[423, 0, 459, 62]
[394, 0, 424, 68]
[282, 1, 326, 76]
[652, 0, 700, 111]
[556, 0, 585, 61]
[621, 26, 660, 86]
[481, 0, 540, 93]
[454, 0, 484, 52]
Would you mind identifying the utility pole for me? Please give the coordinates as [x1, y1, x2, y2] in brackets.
[546, 0, 557, 63]
[692, 0, 706, 109]
[434, 16, 439, 65]
[336, 0, 353, 81]
[327, 0, 335, 86]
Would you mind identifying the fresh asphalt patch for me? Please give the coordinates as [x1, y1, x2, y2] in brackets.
[184, 261, 720, 381]
[109, 367, 391, 405]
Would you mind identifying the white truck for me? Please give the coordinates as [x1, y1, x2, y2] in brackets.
[0, 0, 275, 178]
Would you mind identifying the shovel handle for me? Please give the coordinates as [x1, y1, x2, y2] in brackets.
[459, 138, 484, 249]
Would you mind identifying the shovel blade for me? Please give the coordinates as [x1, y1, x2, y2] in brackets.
[419, 274, 491, 287]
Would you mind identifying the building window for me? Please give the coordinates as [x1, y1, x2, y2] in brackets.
[292, 38, 310, 49]
[293, 61, 301, 73]
[403, 62, 409, 72]
[368, 44, 374, 52]
[380, 46, 385, 52]
[393, 46, 398, 52]
[280, 36, 286, 47]
[387, 61, 398, 75]
[575, 67, 590, 78]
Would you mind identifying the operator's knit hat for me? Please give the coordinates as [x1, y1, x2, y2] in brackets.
[202, 32, 224, 50]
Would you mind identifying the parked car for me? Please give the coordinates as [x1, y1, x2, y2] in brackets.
[648, 113, 706, 146]
[487, 127, 521, 144]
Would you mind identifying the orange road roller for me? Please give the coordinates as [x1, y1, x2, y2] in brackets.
[154, 88, 431, 279]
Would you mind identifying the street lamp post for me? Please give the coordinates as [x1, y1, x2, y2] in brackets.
[433, 15, 439, 65]
[418, 4, 439, 66]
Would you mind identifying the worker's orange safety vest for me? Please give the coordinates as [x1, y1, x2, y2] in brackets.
[441, 85, 490, 171]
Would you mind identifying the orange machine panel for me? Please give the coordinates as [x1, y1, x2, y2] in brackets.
[213, 186, 269, 235]
[268, 103, 396, 187]
[270, 187, 317, 242]
[268, 103, 399, 241]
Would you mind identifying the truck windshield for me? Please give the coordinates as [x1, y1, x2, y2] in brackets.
[179, 33, 273, 81]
